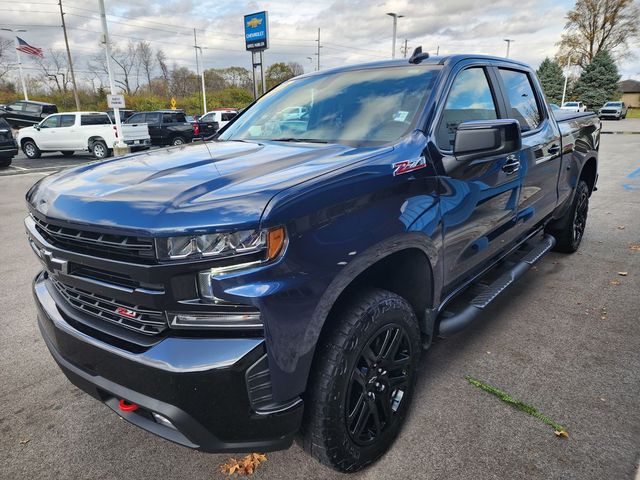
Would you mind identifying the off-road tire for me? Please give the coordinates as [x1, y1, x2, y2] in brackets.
[22, 140, 40, 159]
[170, 136, 185, 146]
[548, 180, 589, 253]
[300, 288, 421, 472]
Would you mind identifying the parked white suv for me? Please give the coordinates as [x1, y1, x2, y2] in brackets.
[200, 109, 238, 129]
[16, 112, 150, 159]
[560, 101, 587, 112]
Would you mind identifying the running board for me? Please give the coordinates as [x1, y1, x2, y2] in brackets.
[437, 234, 556, 338]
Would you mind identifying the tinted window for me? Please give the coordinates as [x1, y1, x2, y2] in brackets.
[145, 113, 161, 125]
[6, 102, 24, 112]
[162, 113, 175, 123]
[40, 115, 59, 128]
[220, 65, 441, 146]
[59, 114, 75, 127]
[564, 102, 578, 106]
[126, 113, 145, 124]
[200, 113, 214, 122]
[221, 112, 236, 121]
[175, 113, 187, 122]
[436, 68, 497, 150]
[42, 105, 57, 114]
[24, 103, 41, 114]
[81, 114, 111, 126]
[499, 69, 541, 132]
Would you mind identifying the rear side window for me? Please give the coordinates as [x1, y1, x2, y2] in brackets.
[175, 113, 187, 122]
[59, 114, 75, 127]
[81, 114, 110, 126]
[499, 69, 541, 132]
[221, 113, 236, 121]
[145, 113, 161, 125]
[24, 103, 41, 113]
[43, 105, 57, 114]
[437, 68, 498, 150]
[162, 113, 175, 123]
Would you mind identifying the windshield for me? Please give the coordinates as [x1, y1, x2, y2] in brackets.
[219, 65, 441, 146]
[605, 102, 621, 106]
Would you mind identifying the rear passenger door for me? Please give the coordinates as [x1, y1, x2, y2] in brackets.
[434, 64, 523, 292]
[145, 113, 163, 144]
[494, 67, 561, 235]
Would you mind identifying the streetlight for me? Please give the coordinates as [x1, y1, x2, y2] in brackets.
[1, 28, 28, 100]
[194, 45, 208, 115]
[306, 56, 314, 71]
[386, 13, 404, 59]
[504, 38, 514, 58]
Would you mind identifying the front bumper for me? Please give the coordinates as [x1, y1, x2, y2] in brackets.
[33, 271, 303, 452]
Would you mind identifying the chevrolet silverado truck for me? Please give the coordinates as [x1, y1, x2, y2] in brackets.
[17, 112, 151, 159]
[26, 51, 599, 473]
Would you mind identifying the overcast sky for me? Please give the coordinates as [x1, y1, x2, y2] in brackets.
[1, 0, 639, 88]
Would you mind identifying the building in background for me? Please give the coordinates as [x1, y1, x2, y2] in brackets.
[619, 79, 640, 108]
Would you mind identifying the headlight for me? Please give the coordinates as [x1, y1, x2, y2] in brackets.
[167, 310, 262, 330]
[156, 226, 285, 261]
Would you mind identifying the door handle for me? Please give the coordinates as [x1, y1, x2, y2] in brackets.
[548, 144, 560, 155]
[501, 155, 520, 175]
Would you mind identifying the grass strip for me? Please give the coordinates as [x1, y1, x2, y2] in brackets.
[466, 376, 568, 435]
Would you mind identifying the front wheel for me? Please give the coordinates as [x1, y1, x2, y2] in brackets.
[22, 140, 41, 159]
[548, 180, 589, 253]
[301, 288, 421, 472]
[170, 136, 185, 146]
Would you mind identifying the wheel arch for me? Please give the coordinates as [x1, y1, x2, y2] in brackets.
[20, 137, 36, 148]
[87, 136, 106, 149]
[580, 156, 598, 195]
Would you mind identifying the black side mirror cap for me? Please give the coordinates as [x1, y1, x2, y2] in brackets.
[453, 119, 521, 162]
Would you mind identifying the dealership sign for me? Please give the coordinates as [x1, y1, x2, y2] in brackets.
[244, 11, 269, 51]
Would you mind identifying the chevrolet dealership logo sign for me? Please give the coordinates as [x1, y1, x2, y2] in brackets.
[244, 11, 269, 51]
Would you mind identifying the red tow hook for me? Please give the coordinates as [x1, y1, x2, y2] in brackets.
[118, 399, 139, 412]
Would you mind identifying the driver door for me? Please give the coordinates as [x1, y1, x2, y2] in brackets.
[36, 115, 61, 149]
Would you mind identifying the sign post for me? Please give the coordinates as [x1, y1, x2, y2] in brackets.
[244, 11, 269, 99]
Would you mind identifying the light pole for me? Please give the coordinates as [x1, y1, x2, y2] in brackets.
[561, 55, 572, 107]
[194, 45, 208, 115]
[387, 13, 404, 59]
[306, 56, 314, 71]
[1, 28, 28, 100]
[504, 38, 514, 58]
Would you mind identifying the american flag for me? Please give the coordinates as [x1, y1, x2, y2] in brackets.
[16, 36, 43, 58]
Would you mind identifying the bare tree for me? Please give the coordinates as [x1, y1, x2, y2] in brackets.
[156, 49, 170, 93]
[0, 38, 14, 82]
[557, 0, 640, 67]
[287, 62, 304, 77]
[88, 41, 140, 95]
[36, 49, 71, 93]
[137, 41, 155, 90]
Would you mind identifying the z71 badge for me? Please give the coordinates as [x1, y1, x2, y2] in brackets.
[392, 156, 427, 176]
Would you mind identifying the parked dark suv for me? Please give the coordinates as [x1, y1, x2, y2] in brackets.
[125, 110, 194, 146]
[0, 100, 58, 128]
[0, 117, 18, 167]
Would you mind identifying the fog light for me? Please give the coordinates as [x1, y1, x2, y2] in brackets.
[168, 311, 262, 330]
[151, 412, 177, 430]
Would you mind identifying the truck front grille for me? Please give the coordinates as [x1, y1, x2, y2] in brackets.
[32, 215, 155, 262]
[50, 277, 167, 335]
[601, 109, 618, 114]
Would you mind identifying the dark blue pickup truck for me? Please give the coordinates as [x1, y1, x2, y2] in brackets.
[25, 51, 599, 472]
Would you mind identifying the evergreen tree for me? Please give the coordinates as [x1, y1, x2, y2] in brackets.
[537, 58, 565, 105]
[573, 50, 621, 110]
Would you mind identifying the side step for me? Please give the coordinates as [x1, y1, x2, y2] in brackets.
[437, 234, 556, 338]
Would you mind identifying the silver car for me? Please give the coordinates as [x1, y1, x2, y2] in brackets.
[598, 101, 628, 120]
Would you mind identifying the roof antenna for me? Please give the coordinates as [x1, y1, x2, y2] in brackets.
[408, 46, 430, 64]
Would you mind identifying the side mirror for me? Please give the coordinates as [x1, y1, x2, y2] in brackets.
[34, 125, 41, 131]
[453, 119, 521, 162]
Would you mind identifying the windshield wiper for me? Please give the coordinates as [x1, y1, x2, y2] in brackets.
[270, 137, 329, 144]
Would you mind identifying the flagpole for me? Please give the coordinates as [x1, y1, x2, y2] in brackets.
[3, 31, 29, 101]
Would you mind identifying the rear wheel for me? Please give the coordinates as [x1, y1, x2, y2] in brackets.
[91, 140, 109, 159]
[59, 150, 74, 156]
[22, 140, 40, 159]
[548, 180, 589, 253]
[301, 288, 421, 472]
[170, 136, 185, 146]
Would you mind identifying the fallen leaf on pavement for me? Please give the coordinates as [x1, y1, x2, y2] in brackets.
[554, 430, 569, 438]
[630, 244, 640, 252]
[617, 225, 625, 230]
[609, 280, 621, 285]
[220, 453, 268, 476]
[19, 439, 30, 445]
[618, 272, 628, 276]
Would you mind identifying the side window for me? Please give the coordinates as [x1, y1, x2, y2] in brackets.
[498, 69, 542, 132]
[200, 113, 214, 122]
[24, 103, 42, 114]
[6, 102, 24, 112]
[81, 114, 110, 126]
[40, 115, 59, 128]
[145, 113, 161, 125]
[162, 113, 175, 123]
[175, 113, 187, 123]
[59, 115, 75, 127]
[437, 68, 498, 150]
[221, 113, 236, 121]
[126, 113, 145, 124]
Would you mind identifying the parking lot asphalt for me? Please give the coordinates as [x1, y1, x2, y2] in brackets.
[1, 120, 639, 480]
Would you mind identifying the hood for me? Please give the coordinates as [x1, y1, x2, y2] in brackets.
[27, 140, 386, 235]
